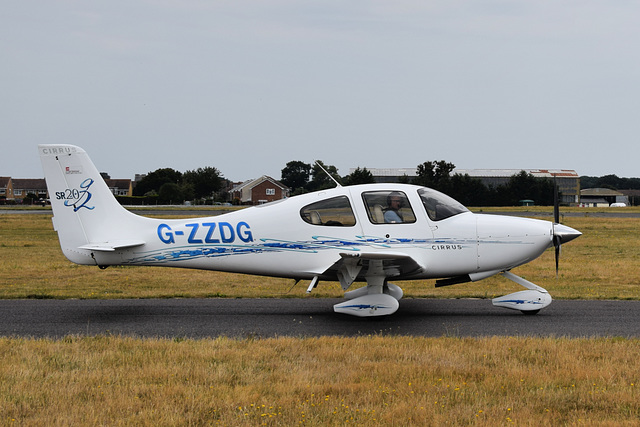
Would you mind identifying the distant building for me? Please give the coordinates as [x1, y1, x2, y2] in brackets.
[0, 176, 133, 203]
[105, 179, 133, 197]
[359, 168, 580, 205]
[9, 178, 48, 202]
[230, 176, 290, 205]
[579, 188, 628, 207]
[360, 168, 418, 183]
[0, 177, 12, 200]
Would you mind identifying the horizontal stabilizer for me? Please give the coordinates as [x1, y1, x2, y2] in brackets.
[78, 240, 146, 252]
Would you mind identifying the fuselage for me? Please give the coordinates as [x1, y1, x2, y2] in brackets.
[89, 183, 558, 282]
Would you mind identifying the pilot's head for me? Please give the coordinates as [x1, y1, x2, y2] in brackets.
[387, 192, 404, 210]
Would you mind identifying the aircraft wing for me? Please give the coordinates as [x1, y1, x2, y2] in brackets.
[320, 252, 426, 291]
[78, 240, 146, 252]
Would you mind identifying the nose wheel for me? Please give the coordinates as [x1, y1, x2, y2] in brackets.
[492, 271, 552, 314]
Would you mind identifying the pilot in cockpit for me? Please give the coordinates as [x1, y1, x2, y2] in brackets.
[384, 192, 405, 223]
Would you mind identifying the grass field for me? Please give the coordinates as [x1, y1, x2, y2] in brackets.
[2, 335, 640, 425]
[2, 210, 640, 425]
[1, 211, 639, 300]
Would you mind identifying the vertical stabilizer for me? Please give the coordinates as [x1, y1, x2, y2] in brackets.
[39, 145, 146, 265]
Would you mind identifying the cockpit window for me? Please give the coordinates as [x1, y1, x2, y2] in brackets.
[418, 188, 469, 221]
[300, 196, 356, 226]
[362, 191, 416, 224]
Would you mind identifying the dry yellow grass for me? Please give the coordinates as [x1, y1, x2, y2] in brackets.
[1, 335, 639, 425]
[1, 213, 639, 300]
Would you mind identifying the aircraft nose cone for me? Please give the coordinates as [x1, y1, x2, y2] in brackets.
[553, 223, 582, 245]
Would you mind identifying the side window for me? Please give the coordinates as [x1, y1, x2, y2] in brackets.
[300, 196, 356, 227]
[362, 191, 416, 224]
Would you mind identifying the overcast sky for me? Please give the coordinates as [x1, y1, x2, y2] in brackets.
[3, 1, 639, 182]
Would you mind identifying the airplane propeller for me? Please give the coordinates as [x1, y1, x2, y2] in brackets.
[553, 179, 560, 276]
[551, 177, 581, 277]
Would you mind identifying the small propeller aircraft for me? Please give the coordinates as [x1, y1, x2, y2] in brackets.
[39, 145, 581, 317]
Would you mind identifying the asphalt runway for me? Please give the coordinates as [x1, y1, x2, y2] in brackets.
[2, 298, 640, 339]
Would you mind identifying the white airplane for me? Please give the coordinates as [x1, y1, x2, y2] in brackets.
[39, 144, 581, 317]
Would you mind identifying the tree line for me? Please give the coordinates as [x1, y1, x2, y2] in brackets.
[127, 158, 634, 207]
[129, 167, 224, 205]
[282, 160, 557, 206]
[580, 175, 640, 191]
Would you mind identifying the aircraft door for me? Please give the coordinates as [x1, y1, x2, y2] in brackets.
[354, 189, 434, 245]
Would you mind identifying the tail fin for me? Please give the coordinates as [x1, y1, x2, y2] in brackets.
[39, 145, 146, 265]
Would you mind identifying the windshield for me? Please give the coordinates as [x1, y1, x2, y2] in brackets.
[418, 188, 469, 221]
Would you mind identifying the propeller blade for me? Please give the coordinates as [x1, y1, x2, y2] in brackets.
[553, 177, 560, 224]
[551, 175, 581, 278]
[555, 240, 560, 278]
[552, 224, 581, 279]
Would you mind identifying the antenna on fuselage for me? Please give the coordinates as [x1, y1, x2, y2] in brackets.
[314, 160, 342, 188]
